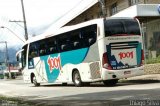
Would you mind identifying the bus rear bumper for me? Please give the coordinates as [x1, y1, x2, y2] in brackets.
[102, 66, 144, 80]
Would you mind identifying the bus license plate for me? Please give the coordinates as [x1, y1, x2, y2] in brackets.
[124, 71, 131, 75]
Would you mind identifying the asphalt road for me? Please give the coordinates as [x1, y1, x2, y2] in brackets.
[0, 77, 160, 106]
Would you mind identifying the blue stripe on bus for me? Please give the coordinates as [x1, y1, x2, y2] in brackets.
[40, 48, 89, 83]
[136, 43, 142, 65]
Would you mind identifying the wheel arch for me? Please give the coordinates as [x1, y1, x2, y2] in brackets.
[72, 68, 79, 82]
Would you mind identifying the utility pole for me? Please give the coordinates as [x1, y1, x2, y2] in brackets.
[0, 41, 11, 78]
[99, 0, 107, 18]
[21, 0, 28, 40]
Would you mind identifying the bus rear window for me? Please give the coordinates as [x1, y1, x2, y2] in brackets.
[104, 19, 140, 37]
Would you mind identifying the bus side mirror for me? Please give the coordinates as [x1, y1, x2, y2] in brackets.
[16, 54, 22, 69]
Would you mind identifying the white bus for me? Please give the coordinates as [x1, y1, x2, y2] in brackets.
[17, 17, 144, 86]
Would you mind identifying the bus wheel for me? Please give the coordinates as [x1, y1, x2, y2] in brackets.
[103, 79, 118, 86]
[83, 82, 90, 86]
[62, 83, 67, 86]
[73, 70, 82, 87]
[33, 76, 40, 87]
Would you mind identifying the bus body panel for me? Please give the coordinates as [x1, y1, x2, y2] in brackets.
[83, 42, 100, 62]
[32, 57, 48, 83]
[102, 66, 144, 80]
[30, 42, 102, 83]
[34, 48, 89, 83]
[23, 67, 34, 83]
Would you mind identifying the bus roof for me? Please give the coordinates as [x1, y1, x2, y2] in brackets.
[24, 18, 103, 45]
[24, 17, 134, 46]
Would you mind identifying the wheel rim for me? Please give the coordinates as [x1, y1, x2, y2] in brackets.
[74, 73, 80, 84]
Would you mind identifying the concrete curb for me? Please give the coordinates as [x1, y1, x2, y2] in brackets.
[126, 74, 160, 81]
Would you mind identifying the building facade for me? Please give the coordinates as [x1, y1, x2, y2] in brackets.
[66, 0, 160, 60]
[66, 0, 160, 25]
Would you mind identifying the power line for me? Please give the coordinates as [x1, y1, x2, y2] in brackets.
[9, 20, 24, 29]
[0, 26, 25, 43]
[49, 0, 85, 27]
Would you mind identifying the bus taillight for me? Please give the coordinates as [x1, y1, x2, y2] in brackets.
[141, 50, 145, 65]
[102, 52, 112, 70]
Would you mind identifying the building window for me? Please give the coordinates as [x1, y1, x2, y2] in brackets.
[110, 3, 117, 16]
[129, 0, 139, 6]
[98, 11, 103, 18]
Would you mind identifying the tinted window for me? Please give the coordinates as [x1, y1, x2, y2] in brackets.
[57, 24, 97, 52]
[28, 42, 39, 59]
[46, 37, 58, 54]
[57, 30, 81, 52]
[39, 40, 47, 56]
[68, 30, 82, 50]
[58, 33, 71, 52]
[81, 24, 97, 47]
[105, 19, 140, 36]
[28, 24, 97, 55]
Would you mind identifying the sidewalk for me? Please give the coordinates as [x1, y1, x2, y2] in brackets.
[127, 74, 160, 81]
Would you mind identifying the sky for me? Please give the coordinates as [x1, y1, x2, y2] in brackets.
[0, 0, 88, 48]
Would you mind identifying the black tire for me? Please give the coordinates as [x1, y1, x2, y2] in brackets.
[32, 76, 40, 87]
[103, 79, 118, 86]
[62, 83, 67, 86]
[83, 82, 90, 86]
[73, 70, 83, 87]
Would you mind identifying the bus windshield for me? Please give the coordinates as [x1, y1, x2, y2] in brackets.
[21, 45, 27, 69]
[104, 19, 140, 36]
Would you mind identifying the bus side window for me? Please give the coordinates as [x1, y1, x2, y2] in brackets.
[49, 46, 57, 54]
[58, 33, 71, 52]
[31, 51, 38, 58]
[39, 41, 47, 56]
[88, 38, 94, 45]
[39, 49, 46, 56]
[61, 44, 68, 51]
[29, 42, 39, 59]
[73, 41, 80, 48]
[47, 37, 58, 54]
[82, 24, 97, 47]
[69, 29, 82, 50]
